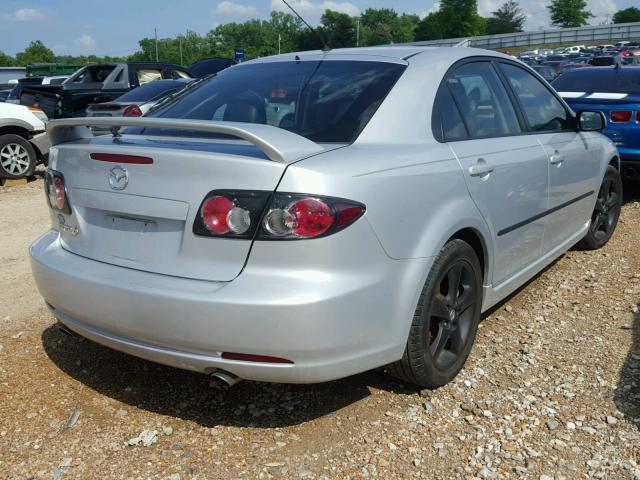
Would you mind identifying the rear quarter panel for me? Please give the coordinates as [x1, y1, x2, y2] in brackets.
[280, 143, 492, 272]
[279, 142, 492, 360]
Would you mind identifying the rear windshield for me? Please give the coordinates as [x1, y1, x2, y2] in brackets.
[552, 68, 640, 94]
[116, 80, 189, 102]
[145, 60, 406, 143]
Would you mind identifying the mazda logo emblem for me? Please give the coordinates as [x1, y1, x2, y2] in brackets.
[109, 166, 129, 190]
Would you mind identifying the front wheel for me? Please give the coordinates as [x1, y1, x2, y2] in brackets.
[0, 134, 37, 179]
[387, 239, 482, 388]
[576, 165, 622, 251]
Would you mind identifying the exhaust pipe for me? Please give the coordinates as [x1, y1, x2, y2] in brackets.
[210, 369, 242, 387]
[57, 323, 78, 337]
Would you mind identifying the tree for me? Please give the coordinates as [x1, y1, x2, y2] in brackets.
[359, 8, 420, 45]
[415, 12, 446, 40]
[319, 10, 356, 48]
[415, 0, 485, 40]
[612, 7, 640, 24]
[0, 51, 16, 67]
[360, 8, 398, 45]
[394, 14, 421, 43]
[15, 40, 55, 65]
[547, 0, 592, 28]
[486, 0, 526, 34]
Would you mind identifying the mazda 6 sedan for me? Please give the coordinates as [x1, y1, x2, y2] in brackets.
[31, 47, 621, 388]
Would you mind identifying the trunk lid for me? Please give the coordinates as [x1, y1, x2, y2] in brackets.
[54, 137, 284, 281]
[47, 118, 326, 281]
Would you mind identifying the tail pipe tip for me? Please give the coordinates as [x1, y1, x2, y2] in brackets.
[210, 369, 242, 387]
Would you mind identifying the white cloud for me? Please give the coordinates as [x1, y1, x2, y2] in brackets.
[588, 0, 618, 23]
[271, 0, 360, 23]
[75, 34, 96, 51]
[215, 1, 259, 17]
[1, 7, 45, 21]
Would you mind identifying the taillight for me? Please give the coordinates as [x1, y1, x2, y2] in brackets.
[259, 194, 365, 240]
[44, 170, 71, 214]
[193, 191, 366, 240]
[637, 111, 640, 122]
[201, 195, 252, 235]
[193, 191, 271, 239]
[122, 105, 143, 117]
[610, 110, 632, 123]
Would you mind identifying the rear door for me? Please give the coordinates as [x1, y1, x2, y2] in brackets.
[498, 62, 599, 252]
[440, 61, 549, 286]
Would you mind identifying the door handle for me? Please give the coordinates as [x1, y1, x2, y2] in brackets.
[549, 153, 564, 165]
[469, 162, 494, 177]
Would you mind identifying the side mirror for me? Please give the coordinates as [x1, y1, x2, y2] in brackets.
[577, 110, 605, 131]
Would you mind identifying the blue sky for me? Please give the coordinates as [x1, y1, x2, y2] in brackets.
[1, 0, 632, 57]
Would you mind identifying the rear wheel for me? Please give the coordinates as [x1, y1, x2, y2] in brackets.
[0, 134, 36, 179]
[387, 239, 482, 388]
[576, 165, 622, 251]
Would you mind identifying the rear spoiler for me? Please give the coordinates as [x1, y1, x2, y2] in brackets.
[46, 117, 325, 164]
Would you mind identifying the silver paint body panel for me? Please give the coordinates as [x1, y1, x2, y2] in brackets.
[30, 47, 617, 383]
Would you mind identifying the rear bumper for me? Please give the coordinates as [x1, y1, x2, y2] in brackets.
[31, 230, 430, 383]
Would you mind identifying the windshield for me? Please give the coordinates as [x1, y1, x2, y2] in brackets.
[116, 80, 189, 102]
[552, 68, 640, 94]
[146, 60, 406, 143]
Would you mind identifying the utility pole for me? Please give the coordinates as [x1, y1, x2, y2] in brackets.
[278, 34, 282, 54]
[179, 36, 183, 66]
[356, 18, 360, 47]
[154, 27, 159, 61]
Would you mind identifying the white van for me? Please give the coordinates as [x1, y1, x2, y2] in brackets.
[564, 45, 585, 53]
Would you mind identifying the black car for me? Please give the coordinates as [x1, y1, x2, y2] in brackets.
[10, 62, 192, 119]
[0, 89, 12, 102]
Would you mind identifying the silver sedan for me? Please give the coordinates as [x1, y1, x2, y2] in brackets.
[31, 47, 621, 388]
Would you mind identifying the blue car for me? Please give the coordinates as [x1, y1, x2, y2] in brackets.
[552, 66, 640, 180]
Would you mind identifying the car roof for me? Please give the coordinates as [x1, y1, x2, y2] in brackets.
[244, 46, 507, 66]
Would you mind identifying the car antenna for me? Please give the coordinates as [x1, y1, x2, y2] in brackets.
[281, 0, 330, 52]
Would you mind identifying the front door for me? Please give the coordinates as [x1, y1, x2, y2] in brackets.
[498, 62, 599, 252]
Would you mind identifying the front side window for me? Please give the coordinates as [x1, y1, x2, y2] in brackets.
[446, 62, 521, 138]
[147, 60, 406, 143]
[500, 63, 572, 132]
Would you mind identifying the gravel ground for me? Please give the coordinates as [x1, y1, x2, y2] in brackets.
[0, 177, 639, 480]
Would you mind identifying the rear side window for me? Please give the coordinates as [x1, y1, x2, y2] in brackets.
[147, 60, 406, 143]
[500, 63, 572, 132]
[436, 87, 468, 141]
[137, 69, 163, 85]
[446, 62, 521, 138]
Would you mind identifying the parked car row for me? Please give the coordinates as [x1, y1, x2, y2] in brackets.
[552, 65, 640, 180]
[517, 42, 640, 82]
[0, 58, 236, 178]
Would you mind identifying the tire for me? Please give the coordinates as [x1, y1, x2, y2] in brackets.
[387, 239, 482, 388]
[576, 165, 622, 251]
[0, 134, 37, 179]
